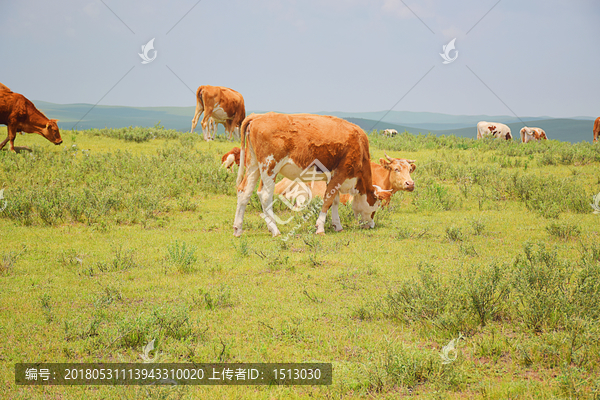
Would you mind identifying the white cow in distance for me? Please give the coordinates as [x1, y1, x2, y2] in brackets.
[476, 121, 512, 140]
[520, 127, 547, 143]
[382, 129, 398, 137]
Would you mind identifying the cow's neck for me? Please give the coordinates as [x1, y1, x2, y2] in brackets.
[383, 173, 398, 193]
[20, 105, 49, 133]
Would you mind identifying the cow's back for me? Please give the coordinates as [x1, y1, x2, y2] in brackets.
[247, 113, 368, 172]
[0, 90, 27, 125]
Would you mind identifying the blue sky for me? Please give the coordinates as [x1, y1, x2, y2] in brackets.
[1, 0, 599, 118]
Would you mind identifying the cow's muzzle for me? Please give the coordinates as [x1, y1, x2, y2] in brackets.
[55, 140, 63, 145]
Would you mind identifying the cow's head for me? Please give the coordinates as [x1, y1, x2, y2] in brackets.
[373, 184, 393, 206]
[380, 153, 416, 192]
[535, 130, 547, 140]
[351, 186, 383, 229]
[42, 119, 62, 145]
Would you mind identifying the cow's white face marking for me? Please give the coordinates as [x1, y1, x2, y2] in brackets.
[352, 193, 379, 225]
[222, 154, 235, 169]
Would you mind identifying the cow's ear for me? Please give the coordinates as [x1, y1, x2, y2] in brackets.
[379, 158, 391, 169]
[409, 163, 416, 173]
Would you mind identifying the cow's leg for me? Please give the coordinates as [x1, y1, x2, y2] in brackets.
[329, 193, 343, 232]
[207, 118, 217, 140]
[191, 102, 204, 134]
[0, 130, 10, 151]
[201, 105, 215, 141]
[4, 126, 17, 153]
[233, 161, 260, 237]
[315, 176, 345, 234]
[257, 172, 281, 237]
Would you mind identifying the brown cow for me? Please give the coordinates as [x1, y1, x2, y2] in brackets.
[594, 117, 600, 143]
[234, 113, 388, 237]
[191, 85, 245, 141]
[221, 147, 241, 171]
[0, 84, 62, 152]
[274, 153, 416, 206]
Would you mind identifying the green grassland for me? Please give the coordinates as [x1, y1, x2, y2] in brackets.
[1, 126, 600, 399]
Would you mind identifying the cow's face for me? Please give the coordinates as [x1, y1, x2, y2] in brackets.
[352, 192, 380, 229]
[380, 157, 416, 192]
[42, 119, 62, 145]
[534, 130, 547, 140]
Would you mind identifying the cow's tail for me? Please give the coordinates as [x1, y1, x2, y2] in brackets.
[191, 87, 204, 133]
[236, 116, 252, 187]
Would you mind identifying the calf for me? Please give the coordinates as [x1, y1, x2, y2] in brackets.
[221, 147, 241, 171]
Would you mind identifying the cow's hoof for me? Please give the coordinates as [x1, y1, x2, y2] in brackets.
[233, 227, 243, 237]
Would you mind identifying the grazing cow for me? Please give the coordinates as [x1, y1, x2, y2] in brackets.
[221, 147, 241, 171]
[383, 129, 398, 137]
[191, 85, 245, 141]
[233, 113, 389, 237]
[0, 83, 62, 152]
[520, 127, 547, 143]
[594, 117, 600, 143]
[476, 121, 512, 140]
[274, 153, 416, 206]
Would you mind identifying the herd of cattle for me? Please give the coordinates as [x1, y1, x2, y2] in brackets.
[1, 83, 599, 236]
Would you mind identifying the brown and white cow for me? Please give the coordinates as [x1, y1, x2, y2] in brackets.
[221, 147, 241, 171]
[520, 126, 547, 143]
[382, 129, 398, 137]
[0, 83, 62, 152]
[476, 121, 512, 140]
[274, 153, 415, 206]
[191, 85, 245, 141]
[594, 117, 600, 143]
[233, 113, 388, 237]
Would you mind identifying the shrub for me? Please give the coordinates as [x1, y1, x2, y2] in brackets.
[166, 241, 197, 273]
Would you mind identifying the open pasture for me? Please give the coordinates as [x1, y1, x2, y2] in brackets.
[1, 126, 600, 399]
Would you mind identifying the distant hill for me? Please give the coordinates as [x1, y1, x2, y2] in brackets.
[33, 101, 597, 143]
[36, 101, 197, 132]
